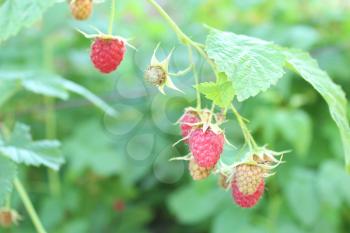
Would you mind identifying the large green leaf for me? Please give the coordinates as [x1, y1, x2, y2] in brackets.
[205, 28, 286, 101]
[0, 123, 64, 170]
[0, 0, 56, 43]
[283, 49, 350, 172]
[0, 71, 117, 116]
[0, 156, 17, 206]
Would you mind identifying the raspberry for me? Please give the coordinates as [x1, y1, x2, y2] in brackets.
[189, 158, 211, 180]
[180, 110, 200, 140]
[69, 0, 93, 20]
[144, 65, 167, 86]
[189, 128, 224, 168]
[90, 38, 126, 73]
[113, 199, 125, 213]
[231, 164, 265, 208]
[0, 208, 20, 227]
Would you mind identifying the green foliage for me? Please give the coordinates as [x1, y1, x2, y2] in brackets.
[168, 178, 225, 224]
[283, 50, 350, 171]
[0, 71, 117, 116]
[205, 28, 350, 171]
[205, 28, 285, 101]
[0, 156, 17, 206]
[0, 0, 350, 233]
[0, 0, 56, 43]
[195, 73, 235, 108]
[284, 168, 320, 226]
[0, 123, 64, 170]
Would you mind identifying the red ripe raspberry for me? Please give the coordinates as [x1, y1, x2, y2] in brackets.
[188, 128, 224, 168]
[90, 38, 126, 73]
[180, 111, 200, 140]
[231, 164, 265, 208]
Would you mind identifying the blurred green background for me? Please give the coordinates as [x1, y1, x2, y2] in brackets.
[1, 0, 350, 232]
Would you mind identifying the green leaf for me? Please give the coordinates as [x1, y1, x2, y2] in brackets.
[196, 74, 235, 107]
[60, 79, 117, 117]
[0, 71, 69, 99]
[0, 0, 56, 43]
[212, 207, 250, 233]
[0, 71, 117, 116]
[284, 168, 320, 226]
[283, 49, 350, 172]
[167, 178, 225, 224]
[205, 28, 286, 101]
[0, 156, 17, 206]
[63, 120, 123, 177]
[274, 109, 312, 156]
[0, 123, 64, 170]
[0, 80, 20, 108]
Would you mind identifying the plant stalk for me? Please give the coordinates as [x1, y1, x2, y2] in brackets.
[14, 178, 47, 233]
[231, 105, 258, 150]
[43, 37, 61, 196]
[108, 0, 116, 35]
[147, 0, 258, 149]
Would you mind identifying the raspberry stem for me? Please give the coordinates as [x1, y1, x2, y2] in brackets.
[147, 0, 259, 150]
[43, 38, 61, 196]
[146, 0, 219, 79]
[14, 178, 48, 233]
[187, 45, 201, 110]
[108, 0, 116, 35]
[231, 104, 258, 151]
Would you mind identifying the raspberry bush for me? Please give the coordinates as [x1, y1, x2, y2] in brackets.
[0, 0, 350, 233]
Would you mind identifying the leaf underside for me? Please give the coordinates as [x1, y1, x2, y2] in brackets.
[0, 71, 117, 116]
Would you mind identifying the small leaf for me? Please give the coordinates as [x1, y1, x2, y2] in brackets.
[196, 74, 235, 107]
[0, 123, 65, 170]
[283, 49, 350, 172]
[0, 156, 17, 206]
[205, 28, 286, 101]
[0, 0, 56, 43]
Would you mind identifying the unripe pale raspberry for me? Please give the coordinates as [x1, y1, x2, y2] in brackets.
[189, 128, 224, 168]
[69, 0, 93, 20]
[231, 164, 265, 208]
[179, 111, 200, 140]
[189, 158, 211, 180]
[0, 209, 21, 227]
[90, 38, 126, 73]
[144, 65, 167, 86]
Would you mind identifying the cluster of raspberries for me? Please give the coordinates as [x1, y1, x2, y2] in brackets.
[178, 108, 274, 208]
